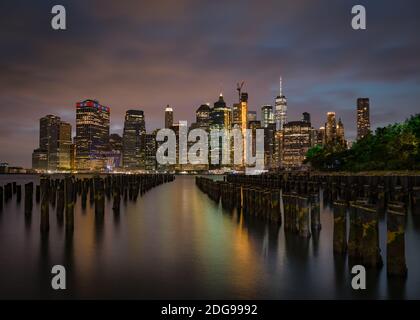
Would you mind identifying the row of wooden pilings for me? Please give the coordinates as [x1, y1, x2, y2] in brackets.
[1, 174, 175, 233]
[196, 173, 420, 278]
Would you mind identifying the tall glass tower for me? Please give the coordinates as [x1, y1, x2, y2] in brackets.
[275, 77, 287, 131]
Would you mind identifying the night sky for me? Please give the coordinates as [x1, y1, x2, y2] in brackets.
[1, 0, 419, 167]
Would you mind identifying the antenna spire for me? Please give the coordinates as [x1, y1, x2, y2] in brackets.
[279, 76, 283, 96]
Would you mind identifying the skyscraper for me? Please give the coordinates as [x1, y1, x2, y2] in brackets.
[57, 121, 72, 170]
[165, 105, 174, 129]
[32, 115, 72, 171]
[75, 99, 110, 170]
[210, 94, 231, 130]
[283, 121, 311, 168]
[123, 110, 146, 169]
[357, 98, 370, 140]
[196, 104, 211, 130]
[336, 118, 346, 147]
[261, 105, 274, 128]
[325, 112, 337, 145]
[247, 110, 257, 124]
[274, 77, 287, 131]
[302, 112, 311, 123]
[210, 94, 232, 169]
[144, 132, 157, 171]
[39, 115, 60, 170]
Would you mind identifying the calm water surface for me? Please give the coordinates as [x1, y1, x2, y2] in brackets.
[1, 175, 420, 299]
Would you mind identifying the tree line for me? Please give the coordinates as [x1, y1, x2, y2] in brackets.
[305, 114, 420, 172]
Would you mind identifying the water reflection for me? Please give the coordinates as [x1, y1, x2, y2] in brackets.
[0, 175, 419, 299]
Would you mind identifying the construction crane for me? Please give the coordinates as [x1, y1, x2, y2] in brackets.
[236, 81, 245, 102]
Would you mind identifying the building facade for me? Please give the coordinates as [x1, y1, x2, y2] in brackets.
[122, 110, 146, 169]
[274, 77, 287, 131]
[282, 121, 311, 168]
[261, 105, 274, 128]
[357, 98, 370, 140]
[165, 105, 174, 129]
[75, 99, 110, 170]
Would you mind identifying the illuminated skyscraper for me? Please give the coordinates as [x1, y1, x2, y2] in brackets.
[196, 103, 211, 130]
[209, 94, 232, 169]
[283, 121, 311, 168]
[357, 98, 370, 140]
[210, 94, 231, 130]
[275, 77, 287, 131]
[57, 121, 72, 170]
[336, 118, 346, 147]
[165, 105, 174, 129]
[144, 132, 157, 171]
[123, 110, 146, 168]
[75, 99, 110, 170]
[247, 110, 257, 124]
[39, 115, 60, 170]
[325, 112, 337, 145]
[261, 105, 274, 128]
[317, 127, 326, 146]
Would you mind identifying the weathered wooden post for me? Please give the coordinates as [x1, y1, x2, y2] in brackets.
[298, 196, 311, 238]
[360, 204, 383, 268]
[81, 180, 88, 210]
[411, 186, 420, 216]
[89, 179, 95, 206]
[24, 182, 33, 215]
[348, 202, 362, 260]
[40, 177, 49, 233]
[49, 182, 56, 208]
[65, 177, 74, 231]
[112, 183, 121, 214]
[95, 177, 105, 221]
[0, 186, 3, 212]
[376, 184, 386, 214]
[36, 185, 40, 203]
[310, 193, 321, 231]
[333, 200, 347, 254]
[16, 185, 22, 203]
[387, 202, 407, 277]
[56, 180, 65, 222]
[270, 189, 281, 225]
[5, 183, 12, 202]
[292, 193, 299, 233]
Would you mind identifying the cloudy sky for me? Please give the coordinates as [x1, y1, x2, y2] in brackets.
[0, 0, 419, 167]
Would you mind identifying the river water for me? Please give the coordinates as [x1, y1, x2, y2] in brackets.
[1, 175, 420, 299]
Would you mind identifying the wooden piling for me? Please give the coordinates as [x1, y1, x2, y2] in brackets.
[310, 193, 321, 231]
[94, 177, 105, 221]
[16, 185, 22, 203]
[360, 204, 383, 268]
[411, 186, 420, 216]
[333, 200, 347, 254]
[298, 196, 311, 238]
[36, 185, 40, 203]
[387, 202, 407, 277]
[0, 186, 3, 212]
[24, 182, 33, 215]
[270, 189, 281, 224]
[348, 201, 362, 260]
[56, 180, 65, 221]
[40, 178, 49, 233]
[65, 177, 74, 231]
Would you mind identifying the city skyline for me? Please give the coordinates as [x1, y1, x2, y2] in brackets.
[1, 0, 420, 167]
